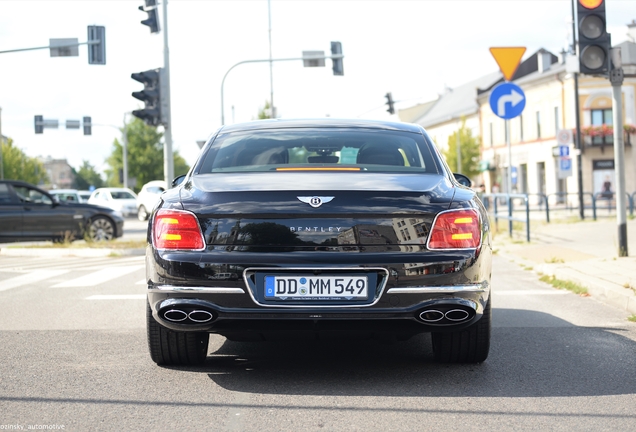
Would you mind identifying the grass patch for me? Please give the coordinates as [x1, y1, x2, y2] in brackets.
[539, 274, 589, 296]
[545, 256, 565, 263]
[522, 265, 534, 271]
[628, 315, 636, 323]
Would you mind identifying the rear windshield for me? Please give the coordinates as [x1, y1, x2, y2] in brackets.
[111, 191, 136, 200]
[197, 128, 440, 174]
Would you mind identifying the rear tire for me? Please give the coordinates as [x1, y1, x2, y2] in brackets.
[431, 299, 491, 363]
[138, 205, 149, 221]
[146, 301, 209, 366]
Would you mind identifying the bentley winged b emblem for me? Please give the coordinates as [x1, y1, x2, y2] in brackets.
[297, 196, 334, 208]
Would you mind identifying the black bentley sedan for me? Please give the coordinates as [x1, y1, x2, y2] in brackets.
[0, 180, 125, 243]
[146, 119, 492, 365]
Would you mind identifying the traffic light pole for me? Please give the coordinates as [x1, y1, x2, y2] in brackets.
[571, 0, 585, 219]
[162, 0, 174, 186]
[220, 53, 344, 125]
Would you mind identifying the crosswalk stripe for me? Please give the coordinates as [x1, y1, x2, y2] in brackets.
[0, 269, 71, 292]
[86, 294, 146, 300]
[51, 265, 144, 288]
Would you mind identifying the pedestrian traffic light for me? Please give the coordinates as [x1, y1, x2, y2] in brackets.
[385, 92, 395, 115]
[331, 41, 344, 76]
[577, 0, 611, 76]
[139, 0, 160, 34]
[131, 68, 162, 126]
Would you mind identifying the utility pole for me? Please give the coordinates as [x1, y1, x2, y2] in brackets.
[609, 47, 628, 257]
[456, 125, 462, 173]
[162, 0, 174, 186]
[0, 107, 3, 180]
[268, 0, 274, 119]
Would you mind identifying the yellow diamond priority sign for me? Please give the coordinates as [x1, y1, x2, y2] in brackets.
[489, 47, 526, 81]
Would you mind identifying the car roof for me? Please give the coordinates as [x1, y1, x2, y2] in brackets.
[49, 189, 79, 193]
[217, 118, 423, 134]
[143, 180, 167, 187]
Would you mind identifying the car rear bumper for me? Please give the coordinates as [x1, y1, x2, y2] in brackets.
[146, 246, 492, 336]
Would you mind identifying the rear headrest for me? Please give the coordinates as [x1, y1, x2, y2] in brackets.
[356, 143, 404, 166]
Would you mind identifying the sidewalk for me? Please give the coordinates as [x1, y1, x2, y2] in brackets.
[492, 217, 636, 314]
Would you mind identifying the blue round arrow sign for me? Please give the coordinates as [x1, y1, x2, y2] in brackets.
[489, 82, 526, 120]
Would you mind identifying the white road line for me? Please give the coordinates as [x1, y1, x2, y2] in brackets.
[0, 269, 70, 292]
[495, 290, 570, 296]
[86, 294, 146, 300]
[135, 279, 146, 285]
[51, 265, 144, 288]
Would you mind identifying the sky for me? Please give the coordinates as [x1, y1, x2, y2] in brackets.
[1, 0, 635, 177]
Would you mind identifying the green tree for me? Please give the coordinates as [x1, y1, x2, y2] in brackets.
[1, 138, 48, 185]
[257, 100, 273, 119]
[105, 117, 189, 192]
[73, 160, 104, 190]
[444, 118, 481, 179]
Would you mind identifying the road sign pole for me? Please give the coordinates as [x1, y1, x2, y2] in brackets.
[610, 48, 628, 257]
[506, 119, 513, 236]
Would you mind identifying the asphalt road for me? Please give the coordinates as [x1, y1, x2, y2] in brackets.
[0, 254, 635, 431]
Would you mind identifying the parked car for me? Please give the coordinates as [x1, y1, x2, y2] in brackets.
[88, 187, 138, 218]
[0, 180, 125, 243]
[136, 180, 167, 221]
[78, 190, 92, 203]
[49, 189, 85, 203]
[145, 119, 492, 366]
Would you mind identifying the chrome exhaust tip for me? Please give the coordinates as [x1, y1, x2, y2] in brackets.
[419, 310, 445, 322]
[163, 309, 188, 322]
[445, 309, 470, 322]
[188, 310, 214, 323]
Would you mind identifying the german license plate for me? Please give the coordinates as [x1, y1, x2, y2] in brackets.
[264, 275, 368, 300]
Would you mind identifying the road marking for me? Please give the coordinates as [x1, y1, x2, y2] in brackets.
[136, 279, 146, 285]
[495, 290, 570, 296]
[86, 294, 146, 300]
[50, 265, 144, 288]
[0, 269, 70, 292]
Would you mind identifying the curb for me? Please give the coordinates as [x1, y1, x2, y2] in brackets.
[0, 248, 146, 257]
[497, 248, 636, 315]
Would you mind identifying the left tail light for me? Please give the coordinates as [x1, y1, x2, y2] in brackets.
[152, 209, 205, 250]
[427, 209, 481, 250]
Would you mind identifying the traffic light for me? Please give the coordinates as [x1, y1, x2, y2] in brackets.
[83, 117, 92, 136]
[385, 93, 395, 115]
[139, 0, 160, 33]
[331, 41, 344, 76]
[87, 26, 106, 65]
[34, 115, 43, 134]
[577, 0, 611, 76]
[131, 68, 162, 126]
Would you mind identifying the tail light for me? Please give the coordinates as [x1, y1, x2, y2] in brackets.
[153, 209, 205, 250]
[428, 209, 481, 249]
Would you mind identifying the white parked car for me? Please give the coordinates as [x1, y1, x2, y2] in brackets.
[136, 180, 167, 221]
[88, 187, 138, 218]
[49, 189, 85, 203]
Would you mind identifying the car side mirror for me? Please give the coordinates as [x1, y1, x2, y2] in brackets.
[171, 175, 186, 188]
[453, 173, 472, 188]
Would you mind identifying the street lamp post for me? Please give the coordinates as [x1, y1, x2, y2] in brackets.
[220, 52, 344, 125]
